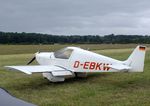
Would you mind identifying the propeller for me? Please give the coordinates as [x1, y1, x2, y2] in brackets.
[27, 51, 40, 65]
[27, 56, 36, 65]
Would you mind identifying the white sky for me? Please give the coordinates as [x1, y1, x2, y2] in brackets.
[0, 0, 150, 35]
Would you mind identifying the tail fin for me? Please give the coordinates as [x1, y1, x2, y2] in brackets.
[124, 45, 146, 72]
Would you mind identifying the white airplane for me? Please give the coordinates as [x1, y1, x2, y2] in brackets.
[5, 45, 146, 82]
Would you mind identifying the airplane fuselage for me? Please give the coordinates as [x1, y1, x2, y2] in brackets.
[36, 47, 123, 73]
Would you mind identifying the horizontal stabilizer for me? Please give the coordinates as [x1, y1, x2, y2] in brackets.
[5, 65, 70, 75]
[108, 64, 131, 71]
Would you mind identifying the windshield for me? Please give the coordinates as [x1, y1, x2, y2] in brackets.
[54, 48, 73, 59]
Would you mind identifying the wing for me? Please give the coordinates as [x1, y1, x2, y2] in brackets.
[5, 65, 73, 76]
[108, 64, 131, 71]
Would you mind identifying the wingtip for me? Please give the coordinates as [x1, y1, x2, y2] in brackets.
[4, 66, 32, 75]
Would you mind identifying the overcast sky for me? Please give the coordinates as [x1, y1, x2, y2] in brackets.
[0, 0, 150, 35]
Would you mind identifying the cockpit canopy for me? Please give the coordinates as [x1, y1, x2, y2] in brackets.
[54, 48, 73, 59]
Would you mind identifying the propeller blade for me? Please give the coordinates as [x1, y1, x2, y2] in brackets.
[27, 57, 36, 65]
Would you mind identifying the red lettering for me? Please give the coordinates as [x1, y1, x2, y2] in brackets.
[74, 61, 111, 71]
[89, 62, 96, 70]
[95, 63, 102, 70]
[74, 61, 80, 68]
[103, 63, 110, 71]
[83, 62, 90, 69]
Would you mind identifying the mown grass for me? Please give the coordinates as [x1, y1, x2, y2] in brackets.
[0, 44, 150, 106]
[1, 44, 150, 55]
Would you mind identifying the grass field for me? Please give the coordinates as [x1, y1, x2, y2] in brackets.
[0, 44, 150, 106]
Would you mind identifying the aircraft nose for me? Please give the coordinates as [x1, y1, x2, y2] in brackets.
[35, 52, 53, 59]
[35, 52, 54, 65]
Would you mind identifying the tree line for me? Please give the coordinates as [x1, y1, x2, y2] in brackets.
[0, 31, 150, 44]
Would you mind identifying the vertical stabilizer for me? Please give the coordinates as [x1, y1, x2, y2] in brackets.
[124, 45, 146, 72]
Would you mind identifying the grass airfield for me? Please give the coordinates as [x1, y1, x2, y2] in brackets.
[0, 44, 150, 106]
